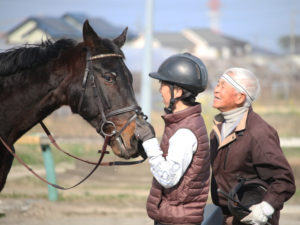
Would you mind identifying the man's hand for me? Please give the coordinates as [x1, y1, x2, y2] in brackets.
[134, 118, 155, 142]
[240, 201, 274, 225]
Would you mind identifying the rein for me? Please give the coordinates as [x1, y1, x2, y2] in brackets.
[0, 135, 110, 190]
[40, 121, 146, 166]
[0, 52, 146, 190]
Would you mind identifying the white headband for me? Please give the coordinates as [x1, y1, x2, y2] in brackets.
[221, 73, 253, 102]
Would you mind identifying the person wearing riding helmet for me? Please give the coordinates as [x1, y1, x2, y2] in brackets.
[134, 53, 210, 225]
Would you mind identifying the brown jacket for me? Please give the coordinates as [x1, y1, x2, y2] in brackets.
[146, 104, 210, 225]
[210, 107, 296, 225]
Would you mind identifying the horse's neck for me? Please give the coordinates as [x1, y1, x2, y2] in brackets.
[1, 72, 64, 144]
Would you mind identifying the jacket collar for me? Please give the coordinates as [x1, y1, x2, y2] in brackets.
[162, 104, 202, 125]
[213, 107, 252, 149]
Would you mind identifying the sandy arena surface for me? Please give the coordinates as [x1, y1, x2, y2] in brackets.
[0, 143, 299, 225]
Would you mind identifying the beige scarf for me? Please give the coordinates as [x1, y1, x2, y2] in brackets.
[221, 107, 248, 140]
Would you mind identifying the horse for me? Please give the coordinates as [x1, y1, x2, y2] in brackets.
[0, 20, 143, 191]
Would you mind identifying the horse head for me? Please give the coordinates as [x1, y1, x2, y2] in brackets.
[68, 20, 141, 159]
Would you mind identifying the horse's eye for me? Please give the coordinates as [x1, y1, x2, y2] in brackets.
[103, 72, 117, 83]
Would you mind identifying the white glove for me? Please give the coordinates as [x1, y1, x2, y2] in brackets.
[240, 201, 274, 225]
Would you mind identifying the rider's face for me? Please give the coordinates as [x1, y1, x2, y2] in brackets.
[159, 81, 171, 108]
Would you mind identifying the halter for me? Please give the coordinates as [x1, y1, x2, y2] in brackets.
[0, 51, 147, 190]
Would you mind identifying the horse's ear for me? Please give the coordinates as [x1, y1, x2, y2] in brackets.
[113, 27, 128, 48]
[83, 20, 100, 47]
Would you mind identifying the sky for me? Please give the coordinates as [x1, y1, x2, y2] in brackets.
[0, 0, 299, 53]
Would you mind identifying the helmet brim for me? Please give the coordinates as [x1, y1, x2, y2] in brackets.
[149, 72, 167, 82]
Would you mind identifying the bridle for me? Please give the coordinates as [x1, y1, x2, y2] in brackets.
[77, 51, 142, 158]
[0, 51, 147, 190]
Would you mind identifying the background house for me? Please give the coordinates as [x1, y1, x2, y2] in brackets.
[128, 28, 252, 61]
[3, 12, 299, 103]
[6, 17, 81, 44]
[183, 28, 251, 59]
[6, 13, 137, 45]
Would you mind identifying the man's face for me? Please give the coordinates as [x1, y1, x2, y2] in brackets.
[213, 77, 241, 112]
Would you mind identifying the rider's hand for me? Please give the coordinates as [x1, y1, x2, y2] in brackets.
[134, 118, 155, 142]
[240, 201, 274, 225]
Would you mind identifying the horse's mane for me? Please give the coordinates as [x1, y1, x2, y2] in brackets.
[0, 39, 77, 76]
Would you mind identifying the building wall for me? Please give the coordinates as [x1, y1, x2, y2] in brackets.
[22, 29, 52, 43]
[7, 21, 36, 44]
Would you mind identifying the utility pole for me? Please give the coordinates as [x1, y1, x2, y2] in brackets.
[289, 9, 297, 55]
[208, 0, 221, 33]
[141, 0, 154, 119]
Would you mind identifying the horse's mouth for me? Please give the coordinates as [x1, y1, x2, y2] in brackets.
[95, 118, 140, 159]
[109, 133, 143, 160]
[108, 136, 131, 159]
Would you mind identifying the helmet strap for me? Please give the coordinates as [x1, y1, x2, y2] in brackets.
[164, 84, 176, 114]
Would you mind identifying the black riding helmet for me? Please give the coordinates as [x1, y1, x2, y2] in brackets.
[227, 178, 268, 221]
[149, 53, 208, 113]
[149, 53, 208, 94]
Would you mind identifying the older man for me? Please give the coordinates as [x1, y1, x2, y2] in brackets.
[210, 68, 295, 225]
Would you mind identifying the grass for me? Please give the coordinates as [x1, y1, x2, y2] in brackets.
[0, 192, 48, 199]
[282, 147, 300, 158]
[12, 143, 101, 166]
[294, 188, 300, 199]
[11, 142, 299, 175]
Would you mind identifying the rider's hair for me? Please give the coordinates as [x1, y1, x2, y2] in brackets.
[177, 87, 198, 106]
[164, 81, 198, 106]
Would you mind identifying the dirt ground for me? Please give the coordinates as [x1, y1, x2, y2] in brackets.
[1, 156, 300, 225]
[1, 111, 300, 225]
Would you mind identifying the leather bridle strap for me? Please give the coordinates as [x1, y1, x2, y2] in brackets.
[40, 121, 99, 165]
[106, 105, 141, 119]
[39, 121, 146, 166]
[0, 135, 110, 190]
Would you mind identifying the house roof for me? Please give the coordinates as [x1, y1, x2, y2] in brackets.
[189, 28, 248, 49]
[7, 13, 137, 43]
[63, 13, 137, 40]
[154, 32, 194, 51]
[7, 17, 82, 40]
[63, 13, 87, 24]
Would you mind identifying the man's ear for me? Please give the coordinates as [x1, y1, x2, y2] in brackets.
[236, 93, 247, 106]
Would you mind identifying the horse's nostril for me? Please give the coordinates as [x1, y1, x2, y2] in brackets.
[130, 135, 136, 145]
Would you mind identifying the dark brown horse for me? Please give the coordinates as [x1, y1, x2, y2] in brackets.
[0, 20, 142, 191]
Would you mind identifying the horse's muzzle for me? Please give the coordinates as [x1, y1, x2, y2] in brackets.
[113, 136, 131, 159]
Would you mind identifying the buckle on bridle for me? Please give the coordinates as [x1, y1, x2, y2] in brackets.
[100, 121, 117, 137]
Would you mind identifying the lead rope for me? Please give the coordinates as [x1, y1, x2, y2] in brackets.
[39, 121, 146, 166]
[0, 135, 110, 190]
